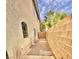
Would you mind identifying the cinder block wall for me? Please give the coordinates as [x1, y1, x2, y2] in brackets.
[46, 16, 72, 59]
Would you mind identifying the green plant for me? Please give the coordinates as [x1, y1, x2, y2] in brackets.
[40, 11, 68, 31]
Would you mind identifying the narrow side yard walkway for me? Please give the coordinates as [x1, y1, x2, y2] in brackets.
[22, 39, 55, 59]
[27, 39, 52, 55]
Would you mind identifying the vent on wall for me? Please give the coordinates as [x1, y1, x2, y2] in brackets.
[21, 22, 28, 38]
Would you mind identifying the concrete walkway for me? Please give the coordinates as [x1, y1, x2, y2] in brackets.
[22, 39, 55, 59]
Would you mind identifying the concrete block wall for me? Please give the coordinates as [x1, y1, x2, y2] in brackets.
[46, 16, 72, 59]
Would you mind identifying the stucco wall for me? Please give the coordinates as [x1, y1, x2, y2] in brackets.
[6, 0, 40, 58]
[46, 16, 72, 59]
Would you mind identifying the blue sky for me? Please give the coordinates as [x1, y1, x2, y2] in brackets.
[36, 0, 72, 20]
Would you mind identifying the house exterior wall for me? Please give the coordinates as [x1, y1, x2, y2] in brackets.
[46, 16, 72, 59]
[6, 0, 40, 58]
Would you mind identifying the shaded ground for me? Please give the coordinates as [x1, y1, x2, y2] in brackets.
[27, 39, 53, 56]
[22, 39, 54, 59]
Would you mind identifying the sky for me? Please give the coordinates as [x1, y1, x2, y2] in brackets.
[36, 0, 72, 20]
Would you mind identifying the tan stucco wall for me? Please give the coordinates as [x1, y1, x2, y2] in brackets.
[6, 0, 40, 58]
[46, 16, 72, 59]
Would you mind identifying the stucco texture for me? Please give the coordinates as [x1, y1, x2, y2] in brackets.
[6, 0, 40, 58]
